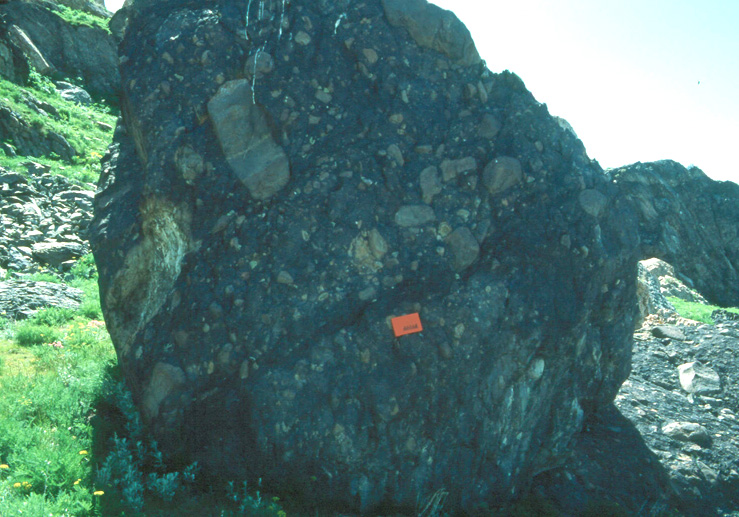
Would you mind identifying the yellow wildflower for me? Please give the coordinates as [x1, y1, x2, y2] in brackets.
[0, 464, 9, 469]
[13, 482, 21, 488]
[74, 479, 81, 485]
[79, 450, 88, 455]
[93, 490, 104, 496]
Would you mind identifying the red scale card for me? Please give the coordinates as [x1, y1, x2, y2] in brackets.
[391, 313, 423, 337]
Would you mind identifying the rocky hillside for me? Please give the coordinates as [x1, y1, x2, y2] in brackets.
[611, 161, 739, 308]
[0, 0, 116, 308]
[0, 0, 118, 97]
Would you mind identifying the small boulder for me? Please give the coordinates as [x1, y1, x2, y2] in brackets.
[678, 362, 721, 395]
[56, 81, 93, 105]
[662, 422, 712, 448]
[32, 240, 87, 267]
[651, 325, 686, 341]
[0, 280, 82, 319]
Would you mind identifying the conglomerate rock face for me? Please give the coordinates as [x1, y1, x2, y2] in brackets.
[91, 0, 644, 512]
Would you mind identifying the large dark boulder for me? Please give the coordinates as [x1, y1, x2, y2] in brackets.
[611, 161, 739, 307]
[87, 0, 739, 513]
[91, 0, 640, 512]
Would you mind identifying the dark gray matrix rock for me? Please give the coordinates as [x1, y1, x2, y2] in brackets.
[89, 0, 739, 514]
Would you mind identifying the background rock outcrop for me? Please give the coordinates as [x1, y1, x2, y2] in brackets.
[0, 0, 119, 97]
[612, 161, 739, 307]
[91, 0, 643, 513]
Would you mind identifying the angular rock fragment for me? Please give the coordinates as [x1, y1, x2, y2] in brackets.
[208, 79, 290, 200]
[662, 422, 712, 448]
[32, 240, 87, 267]
[394, 204, 435, 227]
[678, 362, 721, 395]
[446, 226, 479, 271]
[651, 325, 686, 341]
[483, 156, 523, 195]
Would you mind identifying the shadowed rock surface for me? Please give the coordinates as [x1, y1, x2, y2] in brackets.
[90, 0, 642, 513]
[616, 318, 739, 516]
[535, 315, 739, 517]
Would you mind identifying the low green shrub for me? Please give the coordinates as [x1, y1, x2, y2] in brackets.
[13, 322, 60, 346]
[69, 254, 98, 280]
[77, 300, 103, 321]
[53, 4, 111, 34]
[31, 306, 77, 327]
[28, 271, 64, 284]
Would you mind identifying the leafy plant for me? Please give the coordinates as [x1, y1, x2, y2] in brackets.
[69, 254, 98, 280]
[31, 306, 77, 327]
[13, 322, 60, 346]
[28, 271, 64, 284]
[27, 68, 57, 96]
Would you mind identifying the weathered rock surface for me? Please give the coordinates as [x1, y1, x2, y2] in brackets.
[0, 0, 119, 97]
[0, 23, 31, 83]
[611, 161, 739, 307]
[88, 0, 739, 514]
[91, 0, 642, 513]
[617, 319, 739, 515]
[54, 0, 110, 18]
[1, 165, 94, 274]
[636, 259, 676, 326]
[642, 256, 708, 305]
[0, 279, 82, 319]
[0, 103, 78, 161]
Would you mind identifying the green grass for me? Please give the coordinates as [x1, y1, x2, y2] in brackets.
[668, 297, 739, 324]
[0, 260, 116, 515]
[52, 4, 111, 34]
[0, 71, 117, 184]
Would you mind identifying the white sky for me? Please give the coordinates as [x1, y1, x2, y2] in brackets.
[104, 0, 739, 184]
[430, 0, 739, 184]
[104, 0, 124, 11]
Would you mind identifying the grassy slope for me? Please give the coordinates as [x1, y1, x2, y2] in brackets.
[668, 297, 739, 324]
[0, 71, 117, 184]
